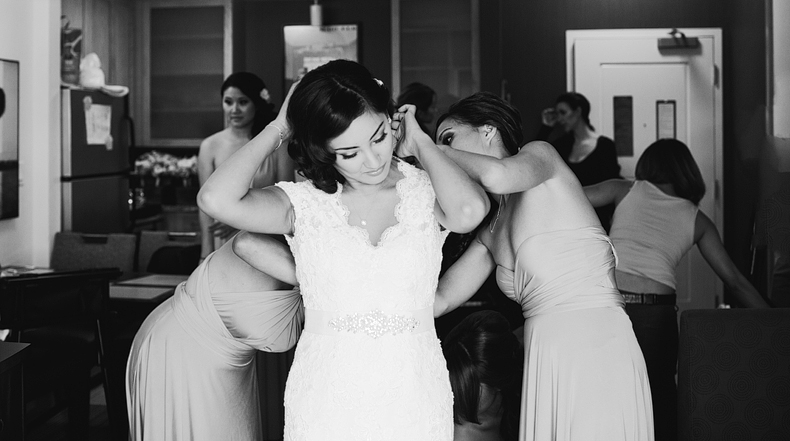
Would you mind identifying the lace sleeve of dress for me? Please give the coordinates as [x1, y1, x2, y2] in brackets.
[274, 180, 313, 233]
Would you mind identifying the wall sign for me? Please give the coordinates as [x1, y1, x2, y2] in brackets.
[657, 100, 677, 139]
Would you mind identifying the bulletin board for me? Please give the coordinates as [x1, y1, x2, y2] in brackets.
[283, 24, 359, 88]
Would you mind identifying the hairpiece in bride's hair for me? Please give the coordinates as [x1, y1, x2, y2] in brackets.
[374, 78, 384, 87]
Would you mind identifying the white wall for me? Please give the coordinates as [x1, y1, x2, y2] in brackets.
[0, 0, 61, 267]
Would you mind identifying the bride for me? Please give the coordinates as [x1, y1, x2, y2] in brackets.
[198, 60, 489, 440]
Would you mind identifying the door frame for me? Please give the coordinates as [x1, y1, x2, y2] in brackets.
[566, 28, 725, 309]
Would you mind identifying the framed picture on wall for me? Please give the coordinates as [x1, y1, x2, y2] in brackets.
[283, 24, 359, 88]
[0, 59, 19, 220]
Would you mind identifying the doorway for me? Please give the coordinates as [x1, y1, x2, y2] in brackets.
[567, 28, 723, 313]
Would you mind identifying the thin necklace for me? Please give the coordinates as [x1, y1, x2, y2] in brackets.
[489, 194, 505, 233]
[347, 185, 384, 227]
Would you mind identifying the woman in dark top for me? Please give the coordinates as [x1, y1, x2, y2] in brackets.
[537, 92, 620, 231]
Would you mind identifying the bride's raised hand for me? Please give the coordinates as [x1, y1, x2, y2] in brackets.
[271, 80, 300, 140]
[392, 104, 431, 158]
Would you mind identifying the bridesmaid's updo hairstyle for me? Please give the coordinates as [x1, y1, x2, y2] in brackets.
[436, 91, 523, 156]
[221, 72, 275, 137]
[635, 138, 706, 205]
[287, 59, 394, 194]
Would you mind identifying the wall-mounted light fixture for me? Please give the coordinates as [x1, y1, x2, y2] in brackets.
[657, 28, 700, 50]
[310, 0, 322, 26]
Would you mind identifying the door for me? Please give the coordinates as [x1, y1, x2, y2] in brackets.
[567, 28, 723, 313]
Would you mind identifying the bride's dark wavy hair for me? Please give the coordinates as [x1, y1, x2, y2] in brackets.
[286, 60, 395, 194]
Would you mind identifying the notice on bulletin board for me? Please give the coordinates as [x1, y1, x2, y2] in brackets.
[656, 100, 676, 139]
[85, 103, 112, 145]
[283, 24, 358, 89]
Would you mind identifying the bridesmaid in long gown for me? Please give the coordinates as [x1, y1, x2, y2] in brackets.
[433, 92, 654, 441]
[198, 60, 489, 440]
[125, 235, 304, 441]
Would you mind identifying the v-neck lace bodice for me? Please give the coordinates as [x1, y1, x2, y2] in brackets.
[275, 159, 449, 312]
[334, 165, 407, 248]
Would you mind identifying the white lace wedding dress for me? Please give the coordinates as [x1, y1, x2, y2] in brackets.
[275, 160, 453, 441]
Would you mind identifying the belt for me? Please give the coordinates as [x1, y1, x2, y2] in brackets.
[304, 307, 434, 339]
[620, 291, 676, 305]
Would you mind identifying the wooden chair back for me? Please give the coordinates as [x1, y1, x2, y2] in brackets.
[51, 232, 137, 276]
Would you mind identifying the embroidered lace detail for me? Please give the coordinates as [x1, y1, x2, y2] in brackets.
[274, 160, 453, 440]
[328, 310, 419, 338]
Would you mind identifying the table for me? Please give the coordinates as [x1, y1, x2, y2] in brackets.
[110, 285, 175, 303]
[109, 274, 186, 321]
[0, 342, 29, 441]
[0, 266, 53, 278]
[110, 274, 186, 308]
[114, 274, 187, 288]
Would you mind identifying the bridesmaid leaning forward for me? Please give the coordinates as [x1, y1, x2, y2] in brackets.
[434, 92, 654, 441]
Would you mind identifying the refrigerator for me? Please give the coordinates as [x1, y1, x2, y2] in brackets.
[61, 87, 133, 233]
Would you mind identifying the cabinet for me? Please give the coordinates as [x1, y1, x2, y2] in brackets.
[391, 0, 480, 112]
[135, 0, 232, 148]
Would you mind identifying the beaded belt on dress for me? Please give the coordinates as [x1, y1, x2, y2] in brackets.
[304, 307, 434, 338]
[619, 290, 676, 305]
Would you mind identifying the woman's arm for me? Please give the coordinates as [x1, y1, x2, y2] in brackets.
[393, 105, 489, 233]
[694, 211, 770, 308]
[435, 237, 497, 317]
[583, 179, 632, 208]
[439, 140, 559, 195]
[232, 232, 297, 286]
[198, 85, 298, 234]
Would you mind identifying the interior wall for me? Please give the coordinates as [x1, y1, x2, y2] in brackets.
[0, 0, 62, 267]
[495, 0, 766, 300]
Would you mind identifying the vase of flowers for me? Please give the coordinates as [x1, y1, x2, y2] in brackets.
[133, 151, 199, 205]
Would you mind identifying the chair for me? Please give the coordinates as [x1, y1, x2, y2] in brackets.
[137, 230, 200, 274]
[0, 268, 122, 441]
[51, 232, 137, 275]
[677, 308, 790, 440]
